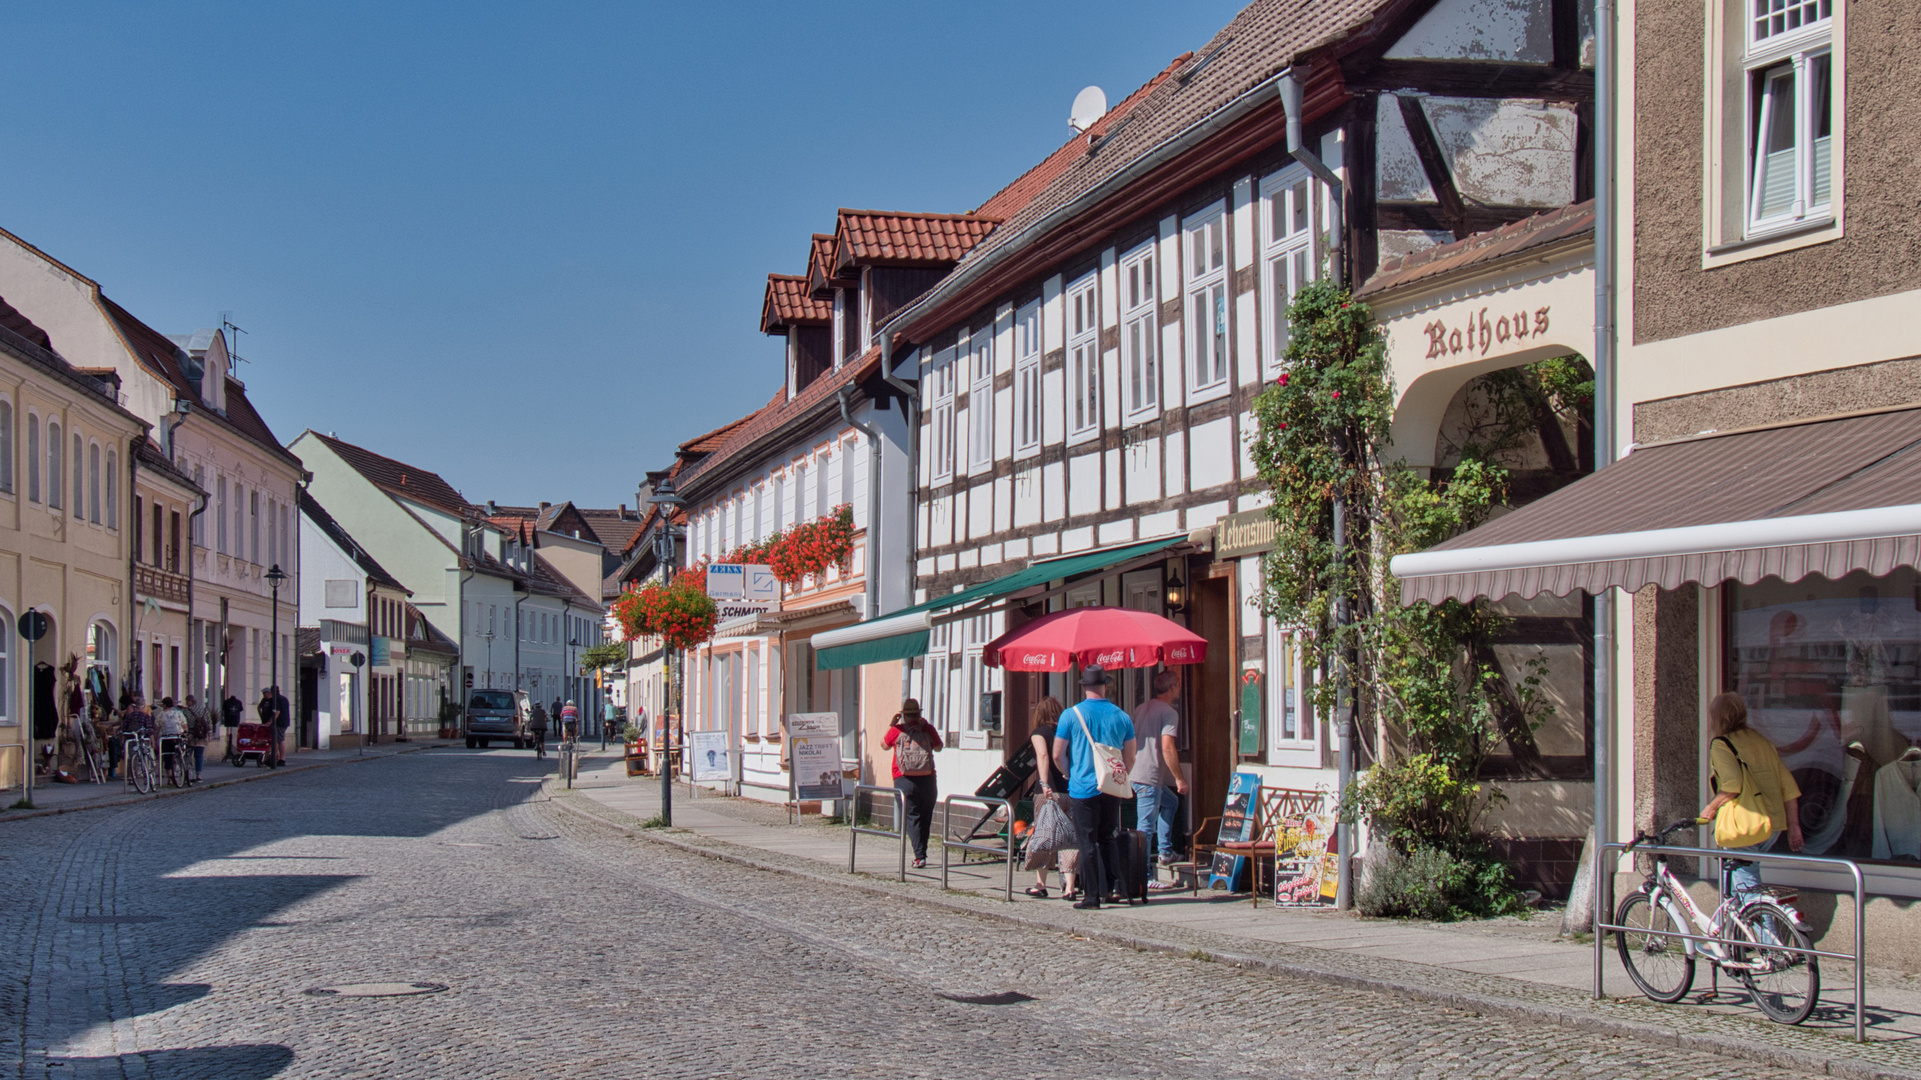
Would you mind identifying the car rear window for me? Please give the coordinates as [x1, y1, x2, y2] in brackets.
[469, 691, 515, 711]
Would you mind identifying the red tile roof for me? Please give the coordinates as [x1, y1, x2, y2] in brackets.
[680, 411, 759, 455]
[761, 273, 832, 334]
[1358, 200, 1595, 298]
[891, 0, 1392, 343]
[806, 233, 844, 297]
[676, 348, 881, 498]
[833, 210, 1000, 272]
[101, 296, 301, 467]
[310, 431, 473, 517]
[971, 53, 1192, 222]
[0, 295, 53, 352]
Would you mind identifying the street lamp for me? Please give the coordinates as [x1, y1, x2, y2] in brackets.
[265, 564, 288, 766]
[646, 470, 684, 826]
[483, 629, 495, 690]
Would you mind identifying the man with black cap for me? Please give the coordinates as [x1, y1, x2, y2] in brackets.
[1052, 665, 1136, 909]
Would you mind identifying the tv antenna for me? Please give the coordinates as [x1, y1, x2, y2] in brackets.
[220, 312, 250, 365]
[1068, 86, 1107, 135]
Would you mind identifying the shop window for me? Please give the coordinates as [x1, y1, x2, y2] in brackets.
[1726, 569, 1921, 861]
[1478, 592, 1594, 780]
[1268, 627, 1316, 757]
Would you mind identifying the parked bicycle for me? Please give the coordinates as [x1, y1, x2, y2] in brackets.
[1614, 819, 1819, 1024]
[122, 732, 158, 795]
[158, 735, 188, 789]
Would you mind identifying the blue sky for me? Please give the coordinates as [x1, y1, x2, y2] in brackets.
[4, 1, 1246, 512]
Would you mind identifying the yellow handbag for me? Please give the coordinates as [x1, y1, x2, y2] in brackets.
[1713, 736, 1773, 849]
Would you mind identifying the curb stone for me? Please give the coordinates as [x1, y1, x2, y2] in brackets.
[0, 743, 446, 823]
[547, 791, 1919, 1080]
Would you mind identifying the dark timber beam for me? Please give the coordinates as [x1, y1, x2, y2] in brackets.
[1551, 0, 1582, 71]
[1345, 61, 1593, 101]
[1375, 202, 1549, 234]
[1396, 96, 1469, 240]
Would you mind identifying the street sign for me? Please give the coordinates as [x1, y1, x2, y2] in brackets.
[16, 611, 48, 642]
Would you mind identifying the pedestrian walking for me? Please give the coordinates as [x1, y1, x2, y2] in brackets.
[1023, 696, 1077, 899]
[184, 694, 211, 782]
[882, 699, 942, 868]
[1128, 669, 1186, 886]
[1052, 665, 1135, 910]
[529, 701, 549, 758]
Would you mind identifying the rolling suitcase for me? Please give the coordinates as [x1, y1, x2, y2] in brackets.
[1113, 827, 1151, 904]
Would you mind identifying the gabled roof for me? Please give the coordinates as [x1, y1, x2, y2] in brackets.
[971, 52, 1192, 221]
[1359, 200, 1596, 298]
[530, 551, 599, 607]
[300, 489, 409, 593]
[890, 0, 1391, 343]
[832, 210, 1000, 272]
[806, 233, 845, 297]
[761, 274, 832, 334]
[100, 296, 301, 467]
[134, 436, 205, 496]
[680, 412, 758, 455]
[308, 431, 472, 517]
[676, 347, 882, 499]
[577, 507, 644, 552]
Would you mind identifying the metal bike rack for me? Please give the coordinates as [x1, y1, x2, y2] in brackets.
[849, 784, 907, 882]
[939, 794, 1016, 902]
[1, 742, 26, 807]
[1594, 839, 1868, 1042]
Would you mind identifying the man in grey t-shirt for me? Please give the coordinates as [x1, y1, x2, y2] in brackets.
[1128, 670, 1186, 874]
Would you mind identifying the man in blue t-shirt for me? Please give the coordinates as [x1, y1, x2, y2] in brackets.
[1052, 665, 1136, 910]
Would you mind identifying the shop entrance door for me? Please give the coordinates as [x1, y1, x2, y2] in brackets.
[1188, 573, 1236, 846]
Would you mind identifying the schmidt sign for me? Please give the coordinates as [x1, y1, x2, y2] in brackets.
[1214, 508, 1278, 560]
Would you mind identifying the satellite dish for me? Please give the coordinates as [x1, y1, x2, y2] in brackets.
[1068, 86, 1107, 134]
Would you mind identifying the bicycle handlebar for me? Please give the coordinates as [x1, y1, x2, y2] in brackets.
[1628, 819, 1702, 848]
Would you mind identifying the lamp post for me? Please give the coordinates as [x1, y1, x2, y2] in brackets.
[646, 470, 684, 826]
[265, 564, 288, 766]
[483, 629, 495, 690]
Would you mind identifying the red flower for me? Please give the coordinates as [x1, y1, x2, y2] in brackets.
[1331, 390, 1341, 399]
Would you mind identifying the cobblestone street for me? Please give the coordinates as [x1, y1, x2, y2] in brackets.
[3, 750, 1831, 1079]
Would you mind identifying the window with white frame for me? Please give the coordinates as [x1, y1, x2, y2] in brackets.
[87, 443, 100, 524]
[929, 346, 957, 483]
[1013, 301, 1041, 455]
[1262, 167, 1318, 375]
[1119, 241, 1158, 420]
[1745, 2, 1832, 235]
[25, 413, 38, 503]
[70, 432, 81, 518]
[106, 450, 117, 529]
[1185, 205, 1229, 391]
[1065, 274, 1099, 438]
[967, 327, 994, 470]
[819, 446, 833, 513]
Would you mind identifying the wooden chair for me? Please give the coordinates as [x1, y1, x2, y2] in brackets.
[1192, 786, 1327, 907]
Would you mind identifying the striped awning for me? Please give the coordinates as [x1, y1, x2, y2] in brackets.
[1392, 406, 1921, 604]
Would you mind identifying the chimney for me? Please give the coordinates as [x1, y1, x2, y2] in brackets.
[539, 501, 551, 511]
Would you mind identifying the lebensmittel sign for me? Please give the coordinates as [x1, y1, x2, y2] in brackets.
[1215, 508, 1278, 559]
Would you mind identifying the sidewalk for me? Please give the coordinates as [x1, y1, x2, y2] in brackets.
[0, 740, 449, 821]
[556, 753, 1921, 1080]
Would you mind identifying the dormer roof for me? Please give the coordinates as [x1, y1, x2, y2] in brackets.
[761, 274, 832, 334]
[831, 210, 1000, 272]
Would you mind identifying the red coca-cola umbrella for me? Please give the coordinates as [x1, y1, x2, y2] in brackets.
[982, 606, 1208, 672]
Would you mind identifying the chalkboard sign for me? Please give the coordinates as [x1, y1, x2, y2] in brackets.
[1207, 771, 1261, 890]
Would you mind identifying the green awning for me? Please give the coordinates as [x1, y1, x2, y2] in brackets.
[812, 534, 1186, 670]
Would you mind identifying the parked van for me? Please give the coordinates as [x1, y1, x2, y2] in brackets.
[465, 689, 532, 749]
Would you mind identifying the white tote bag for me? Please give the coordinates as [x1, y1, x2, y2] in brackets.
[1069, 704, 1134, 799]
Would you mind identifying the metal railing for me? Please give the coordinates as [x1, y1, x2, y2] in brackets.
[939, 794, 1016, 902]
[1, 742, 26, 807]
[848, 784, 907, 882]
[1594, 840, 1867, 1042]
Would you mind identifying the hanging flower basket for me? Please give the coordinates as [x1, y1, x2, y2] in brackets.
[712, 505, 855, 585]
[613, 569, 717, 650]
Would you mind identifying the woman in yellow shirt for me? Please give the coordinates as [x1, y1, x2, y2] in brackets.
[1699, 692, 1803, 900]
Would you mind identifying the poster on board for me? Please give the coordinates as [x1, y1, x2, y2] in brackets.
[792, 736, 844, 801]
[689, 731, 731, 782]
[1207, 771, 1261, 891]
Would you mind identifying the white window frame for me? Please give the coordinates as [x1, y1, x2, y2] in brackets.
[106, 450, 118, 530]
[1012, 301, 1042, 456]
[1260, 166, 1319, 377]
[46, 420, 61, 511]
[1266, 625, 1317, 763]
[87, 441, 100, 524]
[1743, 22, 1832, 237]
[966, 327, 994, 470]
[928, 346, 957, 484]
[0, 398, 13, 495]
[1065, 273, 1099, 440]
[1118, 241, 1159, 421]
[70, 431, 82, 519]
[1184, 204, 1230, 394]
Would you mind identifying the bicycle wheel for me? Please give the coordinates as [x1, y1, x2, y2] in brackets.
[1615, 890, 1694, 1002]
[1733, 901, 1819, 1025]
[131, 747, 154, 794]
